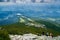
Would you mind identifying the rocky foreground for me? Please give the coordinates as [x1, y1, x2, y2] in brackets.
[9, 33, 60, 40]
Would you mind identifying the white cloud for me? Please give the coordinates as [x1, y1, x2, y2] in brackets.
[48, 18, 56, 21]
[0, 19, 2, 21]
[36, 0, 41, 3]
[3, 17, 9, 20]
[44, 0, 52, 2]
[56, 10, 60, 13]
[20, 17, 25, 23]
[27, 18, 34, 22]
[16, 13, 22, 16]
[0, 15, 14, 21]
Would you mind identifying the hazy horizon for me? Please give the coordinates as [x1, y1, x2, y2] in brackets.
[0, 0, 60, 3]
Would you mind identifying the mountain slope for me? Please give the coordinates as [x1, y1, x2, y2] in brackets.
[0, 13, 60, 36]
[0, 22, 60, 36]
[36, 20, 60, 32]
[0, 18, 60, 36]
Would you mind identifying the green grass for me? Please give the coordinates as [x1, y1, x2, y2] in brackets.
[0, 30, 10, 40]
[0, 20, 60, 40]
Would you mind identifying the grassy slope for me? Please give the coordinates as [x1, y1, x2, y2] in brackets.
[0, 21, 60, 35]
[36, 20, 60, 31]
[0, 20, 60, 40]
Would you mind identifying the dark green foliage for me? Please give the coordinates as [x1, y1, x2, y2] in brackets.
[0, 30, 10, 40]
[1, 22, 60, 36]
[36, 20, 60, 36]
[0, 20, 60, 40]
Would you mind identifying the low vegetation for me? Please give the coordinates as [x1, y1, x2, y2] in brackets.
[0, 20, 60, 40]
